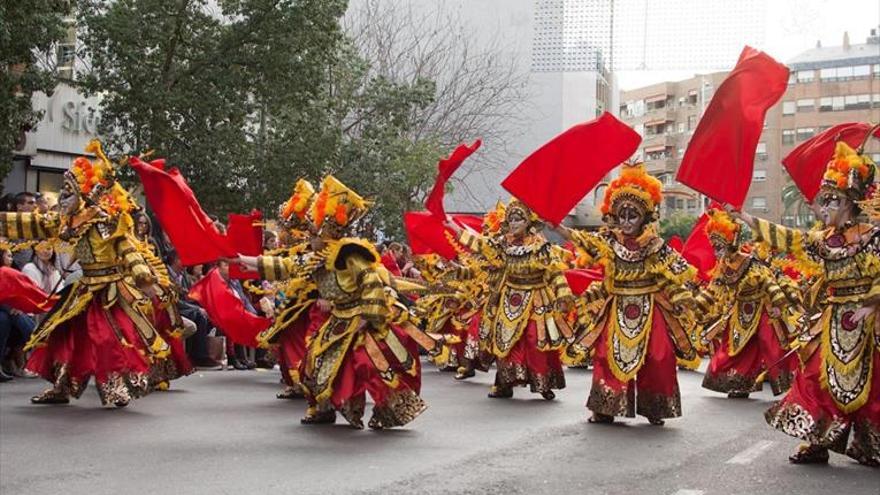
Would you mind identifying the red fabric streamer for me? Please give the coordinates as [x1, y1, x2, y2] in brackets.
[0, 267, 57, 313]
[676, 46, 789, 208]
[187, 269, 270, 347]
[667, 235, 684, 253]
[425, 140, 482, 219]
[782, 123, 880, 202]
[130, 156, 234, 265]
[226, 210, 264, 280]
[502, 112, 641, 225]
[404, 211, 473, 260]
[450, 214, 482, 232]
[680, 214, 715, 282]
[564, 268, 604, 296]
[381, 251, 402, 276]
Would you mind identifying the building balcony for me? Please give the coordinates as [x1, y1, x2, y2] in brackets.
[645, 157, 679, 176]
[642, 134, 676, 149]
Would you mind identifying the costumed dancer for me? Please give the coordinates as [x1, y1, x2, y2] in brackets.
[559, 163, 698, 425]
[0, 141, 188, 406]
[252, 179, 328, 399]
[238, 176, 444, 429]
[446, 199, 574, 400]
[695, 209, 798, 398]
[731, 140, 880, 466]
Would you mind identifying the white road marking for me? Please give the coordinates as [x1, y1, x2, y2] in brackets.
[672, 490, 705, 495]
[726, 440, 776, 465]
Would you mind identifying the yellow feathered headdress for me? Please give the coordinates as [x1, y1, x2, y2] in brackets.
[309, 175, 371, 235]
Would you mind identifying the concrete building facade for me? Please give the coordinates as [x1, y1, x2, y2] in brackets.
[620, 31, 880, 226]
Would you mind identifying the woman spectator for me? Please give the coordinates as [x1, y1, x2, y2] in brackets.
[0, 246, 37, 381]
[21, 242, 64, 297]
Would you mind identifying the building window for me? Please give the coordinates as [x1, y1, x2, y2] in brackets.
[854, 65, 871, 78]
[874, 64, 880, 77]
[687, 115, 697, 130]
[666, 197, 677, 209]
[751, 197, 767, 209]
[796, 128, 815, 141]
[753, 170, 767, 181]
[796, 70, 814, 83]
[796, 98, 814, 112]
[686, 199, 697, 209]
[676, 198, 685, 209]
[872, 153, 880, 162]
[832, 96, 845, 111]
[782, 129, 795, 144]
[788, 72, 797, 85]
[782, 101, 796, 115]
[819, 97, 833, 111]
[756, 142, 767, 159]
[677, 122, 685, 133]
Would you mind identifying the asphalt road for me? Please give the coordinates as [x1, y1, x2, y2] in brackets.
[1, 362, 877, 495]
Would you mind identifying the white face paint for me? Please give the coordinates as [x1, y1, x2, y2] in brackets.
[614, 203, 646, 237]
[58, 181, 80, 216]
[507, 212, 527, 237]
[816, 189, 853, 228]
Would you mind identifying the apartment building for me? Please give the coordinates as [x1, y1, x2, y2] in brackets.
[620, 30, 880, 225]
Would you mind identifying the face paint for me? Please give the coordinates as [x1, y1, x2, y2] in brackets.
[58, 181, 80, 216]
[615, 203, 646, 237]
[507, 212, 527, 236]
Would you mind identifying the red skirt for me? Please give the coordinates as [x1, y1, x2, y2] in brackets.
[303, 322, 426, 428]
[27, 299, 157, 405]
[765, 350, 880, 463]
[152, 301, 193, 384]
[276, 305, 328, 386]
[703, 311, 795, 395]
[587, 305, 681, 419]
[494, 320, 565, 394]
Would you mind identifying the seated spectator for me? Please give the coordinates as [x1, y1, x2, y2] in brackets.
[0, 247, 37, 382]
[165, 251, 220, 369]
[217, 259, 258, 370]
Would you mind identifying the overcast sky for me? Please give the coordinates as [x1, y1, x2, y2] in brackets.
[617, 0, 880, 90]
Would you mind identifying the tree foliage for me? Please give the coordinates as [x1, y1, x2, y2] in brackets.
[658, 212, 698, 241]
[0, 0, 68, 178]
[77, 0, 451, 238]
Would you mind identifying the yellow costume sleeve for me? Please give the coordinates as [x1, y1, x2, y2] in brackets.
[116, 236, 154, 284]
[0, 212, 59, 241]
[568, 229, 611, 265]
[752, 218, 808, 256]
[345, 254, 389, 325]
[257, 255, 300, 281]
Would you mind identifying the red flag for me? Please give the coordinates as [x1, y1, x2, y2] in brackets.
[381, 251, 402, 276]
[450, 214, 482, 232]
[187, 269, 270, 347]
[425, 140, 482, 219]
[502, 112, 641, 225]
[0, 267, 58, 313]
[783, 123, 880, 202]
[676, 47, 789, 208]
[130, 156, 234, 265]
[403, 211, 472, 260]
[226, 210, 263, 280]
[564, 268, 604, 296]
[680, 214, 715, 282]
[667, 235, 684, 253]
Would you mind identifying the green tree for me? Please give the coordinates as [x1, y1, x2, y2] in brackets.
[0, 1, 68, 178]
[659, 212, 698, 241]
[77, 0, 441, 239]
[77, 0, 348, 214]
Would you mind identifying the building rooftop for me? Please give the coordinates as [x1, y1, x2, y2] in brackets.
[787, 41, 880, 70]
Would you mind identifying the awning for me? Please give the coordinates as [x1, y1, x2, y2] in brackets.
[645, 94, 667, 103]
[644, 144, 669, 153]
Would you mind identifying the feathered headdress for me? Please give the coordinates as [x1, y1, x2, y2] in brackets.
[65, 140, 134, 216]
[601, 163, 662, 221]
[278, 179, 316, 231]
[482, 201, 506, 234]
[309, 175, 370, 236]
[704, 208, 742, 247]
[821, 140, 875, 200]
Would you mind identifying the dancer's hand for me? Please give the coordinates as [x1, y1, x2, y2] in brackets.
[768, 307, 782, 319]
[316, 299, 332, 312]
[849, 305, 875, 324]
[235, 254, 259, 271]
[554, 224, 572, 241]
